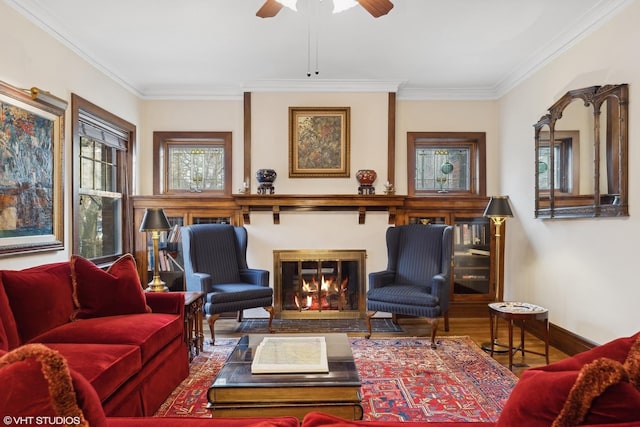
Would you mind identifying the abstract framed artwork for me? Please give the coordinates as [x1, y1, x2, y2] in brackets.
[0, 81, 66, 256]
[289, 107, 350, 178]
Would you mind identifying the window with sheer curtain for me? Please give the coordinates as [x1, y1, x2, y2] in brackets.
[71, 94, 135, 263]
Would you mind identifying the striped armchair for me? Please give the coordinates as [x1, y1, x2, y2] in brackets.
[181, 224, 274, 344]
[366, 224, 453, 348]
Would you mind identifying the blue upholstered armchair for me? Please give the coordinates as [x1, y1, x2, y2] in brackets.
[181, 224, 274, 344]
[366, 224, 453, 348]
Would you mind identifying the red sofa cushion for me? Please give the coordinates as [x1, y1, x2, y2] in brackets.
[71, 254, 151, 319]
[497, 332, 640, 427]
[31, 313, 182, 364]
[0, 344, 107, 427]
[1, 262, 74, 345]
[44, 343, 141, 402]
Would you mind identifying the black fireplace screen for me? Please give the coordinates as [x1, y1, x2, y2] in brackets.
[274, 250, 366, 317]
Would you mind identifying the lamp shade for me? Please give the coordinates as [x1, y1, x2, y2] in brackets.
[483, 196, 514, 218]
[139, 208, 171, 232]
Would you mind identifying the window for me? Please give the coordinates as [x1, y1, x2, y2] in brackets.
[407, 132, 486, 196]
[153, 132, 232, 195]
[537, 131, 578, 195]
[71, 94, 135, 263]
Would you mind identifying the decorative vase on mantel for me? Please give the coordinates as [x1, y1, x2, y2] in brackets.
[256, 168, 277, 194]
[356, 169, 377, 195]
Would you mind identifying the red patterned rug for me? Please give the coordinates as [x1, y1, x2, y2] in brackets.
[155, 336, 518, 422]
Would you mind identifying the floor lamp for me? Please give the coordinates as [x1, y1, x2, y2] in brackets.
[481, 195, 514, 352]
[140, 208, 172, 292]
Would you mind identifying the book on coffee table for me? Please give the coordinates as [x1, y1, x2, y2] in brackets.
[251, 336, 329, 374]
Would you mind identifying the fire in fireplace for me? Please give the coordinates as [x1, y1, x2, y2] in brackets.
[273, 250, 366, 319]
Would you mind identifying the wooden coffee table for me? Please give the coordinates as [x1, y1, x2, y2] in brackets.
[207, 333, 363, 420]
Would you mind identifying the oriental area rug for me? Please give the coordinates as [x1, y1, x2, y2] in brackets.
[233, 317, 403, 334]
[155, 336, 518, 422]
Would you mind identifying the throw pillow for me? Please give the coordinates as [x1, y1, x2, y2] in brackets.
[1, 262, 75, 343]
[553, 336, 640, 427]
[71, 254, 151, 319]
[0, 344, 92, 427]
[497, 333, 640, 427]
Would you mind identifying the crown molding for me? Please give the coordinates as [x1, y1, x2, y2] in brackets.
[139, 86, 244, 101]
[243, 79, 404, 93]
[494, 0, 634, 98]
[397, 86, 498, 101]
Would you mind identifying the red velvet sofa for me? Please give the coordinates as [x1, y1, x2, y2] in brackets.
[0, 255, 190, 417]
[0, 342, 299, 427]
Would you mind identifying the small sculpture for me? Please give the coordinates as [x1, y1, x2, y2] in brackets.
[256, 169, 277, 194]
[356, 169, 377, 195]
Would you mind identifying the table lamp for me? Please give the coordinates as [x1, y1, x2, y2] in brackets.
[140, 208, 172, 292]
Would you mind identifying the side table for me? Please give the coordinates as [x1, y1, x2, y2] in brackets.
[183, 291, 205, 361]
[488, 301, 550, 371]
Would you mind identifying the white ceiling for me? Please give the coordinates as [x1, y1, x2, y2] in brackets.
[5, 0, 632, 100]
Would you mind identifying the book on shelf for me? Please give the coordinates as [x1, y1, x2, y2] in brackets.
[156, 249, 184, 272]
[166, 251, 184, 271]
[167, 224, 181, 244]
[460, 274, 487, 280]
[469, 248, 490, 256]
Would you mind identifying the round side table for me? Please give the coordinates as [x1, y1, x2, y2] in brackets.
[488, 302, 550, 371]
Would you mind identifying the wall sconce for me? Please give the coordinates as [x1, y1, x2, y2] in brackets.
[140, 208, 172, 292]
[29, 87, 68, 111]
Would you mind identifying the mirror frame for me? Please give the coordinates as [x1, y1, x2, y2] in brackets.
[534, 84, 628, 219]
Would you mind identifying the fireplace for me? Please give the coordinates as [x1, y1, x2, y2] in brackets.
[273, 250, 367, 319]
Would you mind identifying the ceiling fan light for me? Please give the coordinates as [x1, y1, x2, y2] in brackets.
[276, 0, 298, 11]
[333, 0, 359, 14]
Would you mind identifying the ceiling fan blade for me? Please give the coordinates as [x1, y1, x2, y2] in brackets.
[357, 0, 394, 18]
[256, 0, 284, 18]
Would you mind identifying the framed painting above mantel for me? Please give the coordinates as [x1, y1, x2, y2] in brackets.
[0, 81, 66, 256]
[289, 107, 350, 178]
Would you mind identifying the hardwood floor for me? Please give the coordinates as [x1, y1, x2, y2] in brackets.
[212, 316, 569, 378]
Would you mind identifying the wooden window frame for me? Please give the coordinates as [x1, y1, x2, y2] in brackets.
[71, 94, 135, 264]
[153, 131, 232, 196]
[407, 132, 486, 197]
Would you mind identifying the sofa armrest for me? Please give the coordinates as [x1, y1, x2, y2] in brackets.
[239, 268, 269, 286]
[369, 270, 395, 289]
[145, 292, 185, 316]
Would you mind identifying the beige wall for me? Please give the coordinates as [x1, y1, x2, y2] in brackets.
[0, 1, 140, 270]
[498, 1, 640, 343]
[140, 93, 499, 285]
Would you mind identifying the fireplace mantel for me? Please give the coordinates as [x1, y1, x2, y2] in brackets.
[234, 194, 406, 225]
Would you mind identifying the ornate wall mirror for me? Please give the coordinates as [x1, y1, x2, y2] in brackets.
[534, 84, 628, 218]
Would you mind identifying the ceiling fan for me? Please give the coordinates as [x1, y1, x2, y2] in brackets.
[256, 0, 394, 19]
